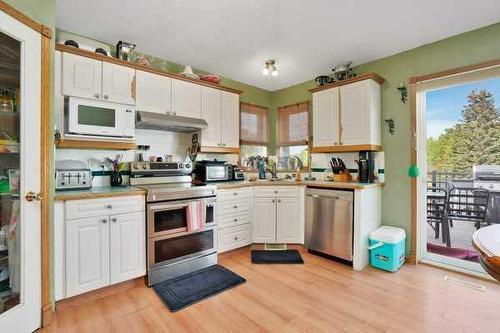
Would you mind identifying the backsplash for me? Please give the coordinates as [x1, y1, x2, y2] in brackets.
[310, 151, 385, 181]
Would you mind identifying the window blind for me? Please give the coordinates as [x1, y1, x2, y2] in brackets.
[277, 101, 309, 146]
[240, 103, 269, 145]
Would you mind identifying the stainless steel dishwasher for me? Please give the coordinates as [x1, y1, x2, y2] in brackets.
[305, 188, 354, 261]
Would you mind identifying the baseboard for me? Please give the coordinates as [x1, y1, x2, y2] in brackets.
[55, 276, 145, 311]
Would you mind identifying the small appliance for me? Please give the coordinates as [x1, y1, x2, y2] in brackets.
[193, 160, 231, 182]
[230, 165, 245, 180]
[65, 97, 135, 138]
[355, 151, 375, 183]
[55, 160, 92, 190]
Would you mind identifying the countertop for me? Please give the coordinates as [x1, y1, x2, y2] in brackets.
[55, 186, 146, 201]
[54, 180, 383, 201]
[215, 180, 384, 190]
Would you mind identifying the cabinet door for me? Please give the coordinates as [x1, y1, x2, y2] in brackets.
[135, 70, 172, 114]
[221, 92, 240, 148]
[201, 86, 222, 146]
[339, 81, 369, 145]
[62, 53, 102, 100]
[252, 198, 277, 243]
[276, 198, 302, 243]
[101, 62, 136, 105]
[109, 212, 146, 284]
[312, 88, 339, 147]
[171, 79, 202, 118]
[65, 216, 110, 297]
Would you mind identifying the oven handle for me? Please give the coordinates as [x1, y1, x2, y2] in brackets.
[150, 224, 216, 242]
[148, 197, 216, 211]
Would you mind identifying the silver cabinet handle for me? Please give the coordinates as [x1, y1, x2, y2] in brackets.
[234, 236, 238, 241]
[103, 94, 109, 100]
[94, 93, 100, 99]
[278, 199, 282, 203]
[111, 217, 117, 223]
[274, 190, 278, 194]
[233, 205, 238, 209]
[233, 192, 238, 196]
[233, 218, 238, 222]
[106, 204, 113, 209]
[223, 143, 226, 146]
[101, 219, 107, 224]
[272, 199, 275, 203]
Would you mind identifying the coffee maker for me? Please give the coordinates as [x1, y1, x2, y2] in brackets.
[356, 151, 375, 183]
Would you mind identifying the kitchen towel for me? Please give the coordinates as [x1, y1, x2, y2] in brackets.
[187, 201, 206, 232]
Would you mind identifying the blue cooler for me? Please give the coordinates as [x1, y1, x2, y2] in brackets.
[368, 226, 406, 272]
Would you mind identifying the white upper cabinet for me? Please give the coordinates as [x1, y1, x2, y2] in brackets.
[62, 53, 135, 105]
[135, 70, 172, 114]
[340, 80, 380, 146]
[171, 79, 202, 118]
[109, 212, 146, 284]
[312, 77, 381, 149]
[62, 53, 102, 100]
[102, 62, 136, 105]
[201, 87, 222, 147]
[221, 92, 240, 148]
[313, 87, 339, 147]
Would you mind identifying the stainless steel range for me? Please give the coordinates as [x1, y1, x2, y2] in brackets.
[473, 165, 500, 224]
[130, 161, 217, 286]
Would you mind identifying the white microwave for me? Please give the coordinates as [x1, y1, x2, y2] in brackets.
[66, 97, 135, 138]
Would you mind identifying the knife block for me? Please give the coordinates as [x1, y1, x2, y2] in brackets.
[333, 170, 352, 182]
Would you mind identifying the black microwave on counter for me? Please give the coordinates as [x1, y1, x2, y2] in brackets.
[192, 161, 244, 182]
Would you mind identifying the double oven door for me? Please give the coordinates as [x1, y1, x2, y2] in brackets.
[147, 197, 216, 270]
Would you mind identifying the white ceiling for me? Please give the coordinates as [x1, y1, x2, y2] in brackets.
[56, 0, 500, 91]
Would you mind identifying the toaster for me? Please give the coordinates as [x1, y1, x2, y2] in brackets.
[55, 160, 92, 190]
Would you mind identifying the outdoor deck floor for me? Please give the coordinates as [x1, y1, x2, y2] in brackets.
[427, 220, 478, 252]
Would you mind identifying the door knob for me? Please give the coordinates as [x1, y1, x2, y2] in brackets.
[25, 191, 42, 202]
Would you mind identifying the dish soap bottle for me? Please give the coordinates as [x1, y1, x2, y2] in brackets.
[295, 167, 302, 182]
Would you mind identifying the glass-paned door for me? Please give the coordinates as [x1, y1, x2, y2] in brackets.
[418, 72, 500, 274]
[0, 9, 42, 333]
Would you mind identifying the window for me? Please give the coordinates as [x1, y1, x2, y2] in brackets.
[240, 103, 269, 167]
[277, 102, 309, 170]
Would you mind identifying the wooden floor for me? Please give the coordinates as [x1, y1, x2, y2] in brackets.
[42, 246, 500, 333]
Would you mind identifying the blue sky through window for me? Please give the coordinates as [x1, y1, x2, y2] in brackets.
[426, 77, 500, 138]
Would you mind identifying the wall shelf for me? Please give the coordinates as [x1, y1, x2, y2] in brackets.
[55, 139, 137, 150]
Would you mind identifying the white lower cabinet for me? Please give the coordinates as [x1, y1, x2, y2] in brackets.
[217, 188, 252, 253]
[109, 212, 146, 284]
[252, 186, 305, 244]
[57, 195, 145, 299]
[65, 216, 110, 297]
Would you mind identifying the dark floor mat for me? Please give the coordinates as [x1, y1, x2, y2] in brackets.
[251, 249, 304, 264]
[153, 264, 246, 312]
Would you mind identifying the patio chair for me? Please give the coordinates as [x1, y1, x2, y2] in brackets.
[426, 186, 447, 239]
[446, 187, 490, 231]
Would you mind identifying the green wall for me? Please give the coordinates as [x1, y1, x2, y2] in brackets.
[271, 22, 500, 246]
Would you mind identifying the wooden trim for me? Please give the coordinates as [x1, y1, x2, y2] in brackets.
[409, 58, 500, 84]
[200, 146, 240, 154]
[40, 35, 53, 326]
[409, 82, 418, 264]
[240, 140, 269, 146]
[55, 139, 137, 150]
[311, 144, 382, 153]
[308, 72, 385, 93]
[55, 44, 242, 95]
[0, 1, 52, 38]
[277, 140, 309, 147]
[55, 189, 147, 201]
[239, 101, 268, 110]
[56, 277, 145, 311]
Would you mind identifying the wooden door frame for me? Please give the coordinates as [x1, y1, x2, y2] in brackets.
[0, 0, 53, 327]
[408, 58, 500, 264]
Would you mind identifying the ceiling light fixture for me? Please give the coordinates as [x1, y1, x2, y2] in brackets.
[262, 59, 278, 77]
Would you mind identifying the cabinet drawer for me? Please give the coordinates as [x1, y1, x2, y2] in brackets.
[253, 186, 301, 198]
[66, 195, 145, 220]
[218, 211, 250, 229]
[217, 198, 250, 216]
[218, 224, 251, 253]
[217, 187, 250, 201]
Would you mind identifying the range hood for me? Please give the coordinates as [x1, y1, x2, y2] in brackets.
[135, 111, 208, 133]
